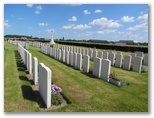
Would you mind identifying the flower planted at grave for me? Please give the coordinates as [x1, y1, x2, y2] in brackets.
[51, 84, 62, 105]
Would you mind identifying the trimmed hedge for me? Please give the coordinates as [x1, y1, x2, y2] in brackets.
[55, 41, 148, 53]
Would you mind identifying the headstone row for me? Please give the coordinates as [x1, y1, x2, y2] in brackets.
[18, 44, 52, 108]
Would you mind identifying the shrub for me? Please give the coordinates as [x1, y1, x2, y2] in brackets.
[51, 84, 62, 105]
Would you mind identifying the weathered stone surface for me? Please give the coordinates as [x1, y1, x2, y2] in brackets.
[143, 54, 148, 66]
[93, 57, 101, 78]
[69, 51, 73, 66]
[115, 54, 122, 68]
[73, 52, 77, 68]
[38, 63, 51, 108]
[89, 49, 93, 60]
[123, 55, 131, 70]
[83, 55, 90, 73]
[49, 47, 52, 57]
[28, 52, 32, 74]
[100, 59, 111, 82]
[76, 53, 82, 70]
[33, 57, 38, 85]
[98, 51, 103, 59]
[108, 52, 115, 66]
[62, 50, 65, 63]
[132, 56, 142, 73]
[82, 48, 85, 56]
[93, 49, 97, 60]
[135, 51, 144, 58]
[58, 49, 61, 60]
[131, 53, 136, 63]
[66, 51, 69, 65]
[103, 52, 108, 59]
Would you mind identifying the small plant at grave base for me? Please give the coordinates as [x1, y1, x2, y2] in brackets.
[109, 71, 117, 79]
[141, 66, 146, 73]
[119, 80, 130, 87]
[51, 84, 62, 105]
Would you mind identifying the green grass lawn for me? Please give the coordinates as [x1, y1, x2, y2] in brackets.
[4, 42, 148, 112]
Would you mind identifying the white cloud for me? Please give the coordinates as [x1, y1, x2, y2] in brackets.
[17, 16, 23, 20]
[62, 24, 74, 29]
[35, 10, 40, 14]
[94, 9, 102, 13]
[62, 24, 91, 30]
[97, 31, 104, 34]
[73, 24, 91, 30]
[4, 20, 11, 28]
[38, 23, 48, 27]
[85, 31, 93, 36]
[97, 29, 116, 34]
[89, 17, 121, 28]
[26, 4, 33, 7]
[121, 16, 134, 22]
[83, 10, 91, 15]
[68, 16, 77, 22]
[137, 14, 148, 20]
[36, 5, 43, 10]
[127, 22, 148, 31]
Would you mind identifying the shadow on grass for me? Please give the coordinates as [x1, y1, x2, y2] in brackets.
[14, 50, 47, 108]
[14, 50, 27, 72]
[21, 85, 37, 102]
[21, 85, 46, 108]
[80, 71, 96, 79]
[39, 50, 77, 69]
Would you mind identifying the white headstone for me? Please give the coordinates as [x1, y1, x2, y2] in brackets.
[143, 54, 148, 66]
[135, 51, 144, 58]
[93, 49, 97, 60]
[115, 54, 122, 68]
[32, 57, 38, 85]
[93, 57, 102, 78]
[103, 52, 108, 59]
[73, 52, 77, 68]
[132, 56, 142, 73]
[69, 51, 73, 66]
[100, 59, 111, 82]
[58, 49, 61, 60]
[62, 50, 65, 63]
[98, 51, 103, 59]
[83, 55, 90, 73]
[28, 52, 32, 74]
[123, 55, 132, 70]
[82, 48, 85, 56]
[66, 51, 69, 65]
[76, 53, 82, 70]
[109, 52, 115, 66]
[38, 63, 51, 108]
[131, 53, 136, 63]
[89, 49, 93, 60]
[49, 47, 52, 57]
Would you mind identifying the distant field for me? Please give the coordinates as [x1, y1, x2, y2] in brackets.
[55, 40, 148, 47]
[4, 42, 148, 112]
[55, 40, 148, 53]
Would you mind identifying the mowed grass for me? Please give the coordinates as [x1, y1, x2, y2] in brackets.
[4, 42, 39, 112]
[4, 42, 148, 112]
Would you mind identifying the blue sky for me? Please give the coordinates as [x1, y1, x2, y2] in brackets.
[4, 4, 148, 42]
